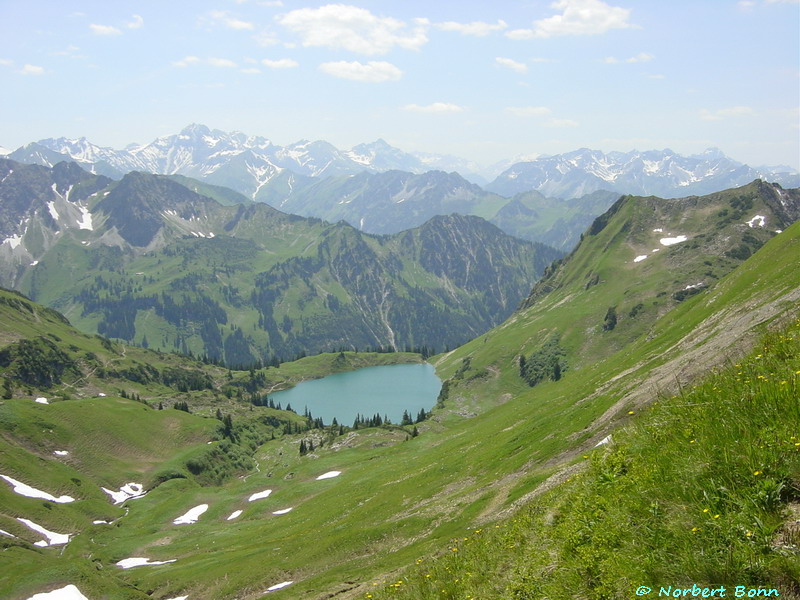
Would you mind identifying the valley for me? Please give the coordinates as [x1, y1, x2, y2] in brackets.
[1, 165, 798, 598]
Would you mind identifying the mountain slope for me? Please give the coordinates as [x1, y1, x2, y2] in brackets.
[268, 169, 508, 235]
[434, 181, 798, 394]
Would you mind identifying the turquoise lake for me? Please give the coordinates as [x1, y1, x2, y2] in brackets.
[269, 362, 442, 426]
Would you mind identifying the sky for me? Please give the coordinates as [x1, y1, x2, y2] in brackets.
[1, 0, 798, 170]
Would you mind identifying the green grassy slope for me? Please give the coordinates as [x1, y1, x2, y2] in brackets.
[367, 310, 800, 600]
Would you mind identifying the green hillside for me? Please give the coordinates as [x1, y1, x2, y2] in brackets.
[370, 303, 800, 599]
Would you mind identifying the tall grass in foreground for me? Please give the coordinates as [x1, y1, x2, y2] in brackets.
[368, 318, 800, 599]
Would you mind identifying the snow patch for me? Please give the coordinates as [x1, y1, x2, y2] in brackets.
[30, 260, 39, 266]
[659, 235, 687, 246]
[102, 482, 145, 504]
[227, 510, 243, 520]
[1, 475, 75, 503]
[684, 282, 705, 290]
[633, 255, 648, 263]
[173, 504, 209, 525]
[116, 557, 176, 569]
[24, 584, 89, 600]
[76, 206, 93, 230]
[746, 215, 766, 228]
[595, 435, 612, 447]
[0, 528, 17, 538]
[248, 489, 272, 502]
[92, 520, 110, 525]
[17, 518, 71, 546]
[35, 397, 49, 404]
[47, 201, 59, 220]
[53, 450, 69, 456]
[316, 471, 341, 480]
[652, 228, 663, 233]
[272, 507, 293, 515]
[265, 581, 294, 592]
[3, 234, 23, 249]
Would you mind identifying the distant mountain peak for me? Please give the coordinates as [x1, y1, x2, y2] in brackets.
[179, 123, 211, 137]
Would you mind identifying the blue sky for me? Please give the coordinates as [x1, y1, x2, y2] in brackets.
[1, 0, 798, 169]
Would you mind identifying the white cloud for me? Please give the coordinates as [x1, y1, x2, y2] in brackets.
[319, 60, 402, 81]
[208, 57, 238, 68]
[241, 67, 262, 74]
[172, 56, 201, 67]
[402, 102, 465, 113]
[262, 58, 299, 68]
[20, 64, 45, 75]
[127, 15, 144, 29]
[647, 73, 665, 79]
[507, 0, 635, 39]
[496, 57, 528, 73]
[700, 106, 756, 121]
[0, 58, 13, 67]
[254, 31, 280, 46]
[507, 106, 552, 117]
[205, 10, 255, 31]
[278, 4, 428, 55]
[89, 23, 122, 36]
[436, 19, 507, 37]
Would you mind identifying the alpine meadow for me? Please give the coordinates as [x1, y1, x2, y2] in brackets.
[1, 2, 799, 599]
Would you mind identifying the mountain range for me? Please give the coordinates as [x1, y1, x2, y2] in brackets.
[7, 125, 798, 204]
[0, 158, 559, 364]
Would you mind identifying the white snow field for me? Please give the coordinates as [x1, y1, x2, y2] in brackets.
[16, 518, 71, 546]
[173, 504, 209, 525]
[248, 489, 272, 502]
[265, 581, 294, 592]
[24, 584, 89, 600]
[659, 234, 688, 246]
[116, 557, 177, 569]
[315, 471, 341, 480]
[272, 507, 293, 515]
[227, 510, 243, 520]
[1, 474, 76, 503]
[101, 482, 145, 504]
